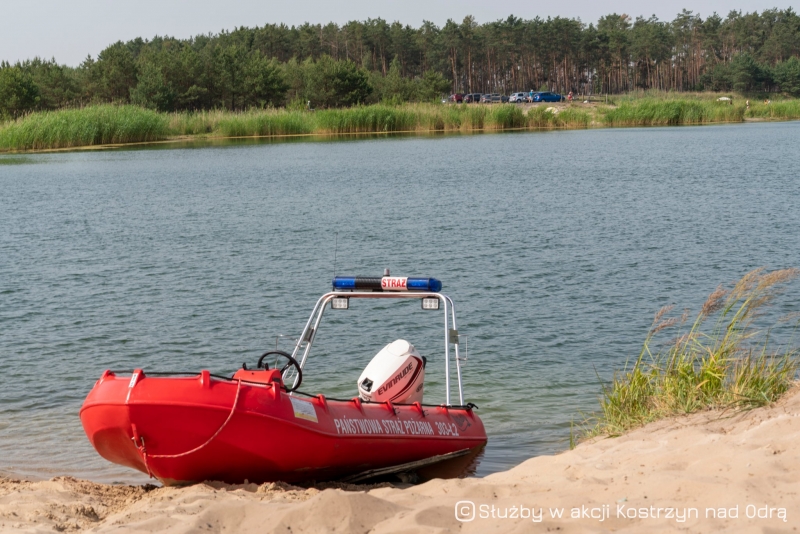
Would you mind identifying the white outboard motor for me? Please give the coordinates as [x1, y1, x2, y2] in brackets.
[357, 339, 425, 404]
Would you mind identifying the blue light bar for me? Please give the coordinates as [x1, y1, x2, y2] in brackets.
[332, 276, 442, 292]
[407, 278, 443, 292]
[332, 276, 357, 290]
[333, 276, 382, 291]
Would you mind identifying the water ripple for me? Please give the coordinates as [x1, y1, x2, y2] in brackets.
[1, 122, 799, 483]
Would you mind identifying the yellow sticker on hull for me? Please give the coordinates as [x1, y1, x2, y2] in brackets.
[290, 397, 318, 423]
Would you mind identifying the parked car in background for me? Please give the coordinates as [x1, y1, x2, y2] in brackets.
[479, 94, 493, 103]
[447, 93, 464, 103]
[509, 92, 529, 103]
[464, 93, 482, 103]
[532, 92, 563, 103]
[480, 93, 509, 103]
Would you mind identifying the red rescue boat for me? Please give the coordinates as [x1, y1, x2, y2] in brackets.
[80, 273, 487, 485]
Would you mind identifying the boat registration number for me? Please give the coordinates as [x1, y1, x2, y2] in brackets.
[435, 422, 460, 436]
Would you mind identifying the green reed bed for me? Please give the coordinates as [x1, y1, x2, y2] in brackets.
[429, 105, 468, 130]
[412, 107, 449, 131]
[459, 106, 489, 130]
[484, 105, 527, 129]
[314, 104, 532, 134]
[746, 99, 800, 120]
[168, 110, 227, 135]
[0, 103, 597, 152]
[314, 105, 418, 134]
[0, 105, 170, 151]
[587, 267, 800, 438]
[602, 99, 745, 126]
[612, 91, 737, 104]
[310, 104, 546, 134]
[527, 106, 591, 128]
[215, 109, 314, 137]
[6, 97, 796, 152]
[168, 108, 317, 137]
[412, 104, 480, 131]
[409, 104, 538, 132]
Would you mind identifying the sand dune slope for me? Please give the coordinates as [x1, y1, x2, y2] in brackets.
[2, 386, 798, 533]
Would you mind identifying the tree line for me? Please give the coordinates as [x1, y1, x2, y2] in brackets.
[2, 8, 800, 118]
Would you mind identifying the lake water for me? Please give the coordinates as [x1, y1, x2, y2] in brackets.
[2, 122, 799, 484]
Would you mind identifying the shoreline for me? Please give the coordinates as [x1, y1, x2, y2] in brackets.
[3, 384, 798, 532]
[1, 114, 798, 156]
[3, 98, 799, 155]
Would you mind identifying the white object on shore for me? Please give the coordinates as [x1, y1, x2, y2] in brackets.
[717, 97, 731, 101]
[545, 107, 559, 114]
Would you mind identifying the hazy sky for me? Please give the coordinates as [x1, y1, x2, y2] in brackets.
[1, 0, 792, 66]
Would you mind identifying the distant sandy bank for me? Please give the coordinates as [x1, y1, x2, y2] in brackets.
[2, 384, 798, 532]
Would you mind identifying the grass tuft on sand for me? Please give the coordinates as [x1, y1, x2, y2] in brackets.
[588, 267, 800, 437]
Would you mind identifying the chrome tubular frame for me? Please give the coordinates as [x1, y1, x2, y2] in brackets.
[285, 291, 464, 406]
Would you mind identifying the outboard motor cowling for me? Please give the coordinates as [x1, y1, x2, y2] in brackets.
[358, 339, 425, 404]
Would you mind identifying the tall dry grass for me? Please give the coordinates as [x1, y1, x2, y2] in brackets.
[587, 267, 800, 437]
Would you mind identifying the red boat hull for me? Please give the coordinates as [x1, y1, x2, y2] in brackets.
[80, 370, 487, 485]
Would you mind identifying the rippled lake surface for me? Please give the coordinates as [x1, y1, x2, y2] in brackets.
[2, 122, 799, 484]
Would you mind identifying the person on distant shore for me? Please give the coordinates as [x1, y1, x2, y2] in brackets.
[567, 91, 574, 103]
[746, 99, 750, 109]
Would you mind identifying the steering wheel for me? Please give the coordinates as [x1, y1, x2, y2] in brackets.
[257, 350, 303, 392]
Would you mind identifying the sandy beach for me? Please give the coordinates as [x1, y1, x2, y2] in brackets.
[1, 385, 797, 533]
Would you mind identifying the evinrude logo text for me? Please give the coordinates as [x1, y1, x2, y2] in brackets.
[377, 362, 414, 396]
